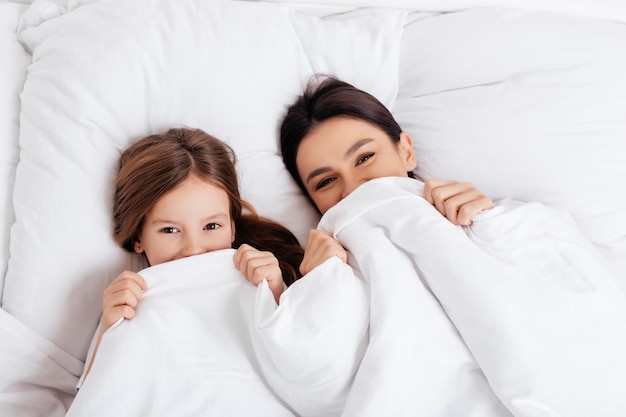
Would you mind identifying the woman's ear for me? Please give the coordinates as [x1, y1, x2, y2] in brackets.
[399, 132, 417, 171]
[134, 240, 143, 254]
[231, 220, 236, 243]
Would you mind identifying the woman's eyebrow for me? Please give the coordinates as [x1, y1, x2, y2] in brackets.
[306, 166, 331, 185]
[305, 138, 375, 186]
[344, 138, 374, 160]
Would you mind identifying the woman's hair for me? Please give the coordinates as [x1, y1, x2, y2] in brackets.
[280, 75, 412, 197]
[113, 127, 303, 284]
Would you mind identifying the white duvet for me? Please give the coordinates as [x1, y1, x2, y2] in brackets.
[65, 177, 626, 417]
[318, 177, 626, 417]
[67, 249, 368, 417]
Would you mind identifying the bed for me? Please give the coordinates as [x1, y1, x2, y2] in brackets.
[1, 0, 625, 416]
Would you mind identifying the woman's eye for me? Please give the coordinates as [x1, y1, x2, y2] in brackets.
[356, 152, 374, 165]
[204, 223, 220, 230]
[160, 227, 178, 234]
[316, 177, 336, 190]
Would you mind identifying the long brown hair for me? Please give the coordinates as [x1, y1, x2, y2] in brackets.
[113, 127, 303, 284]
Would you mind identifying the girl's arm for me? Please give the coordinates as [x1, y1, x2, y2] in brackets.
[82, 271, 147, 383]
[234, 244, 285, 304]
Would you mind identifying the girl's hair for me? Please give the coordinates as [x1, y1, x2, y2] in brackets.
[113, 127, 303, 285]
[280, 75, 413, 198]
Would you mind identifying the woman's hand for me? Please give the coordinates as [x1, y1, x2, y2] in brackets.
[299, 229, 348, 276]
[234, 244, 285, 304]
[423, 179, 494, 225]
[101, 271, 147, 333]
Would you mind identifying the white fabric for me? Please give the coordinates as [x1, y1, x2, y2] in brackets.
[0, 308, 82, 417]
[263, 0, 626, 22]
[0, 1, 29, 298]
[254, 260, 369, 416]
[68, 249, 368, 417]
[319, 177, 626, 417]
[11, 0, 626, 23]
[4, 1, 626, 414]
[394, 8, 626, 291]
[5, 0, 403, 362]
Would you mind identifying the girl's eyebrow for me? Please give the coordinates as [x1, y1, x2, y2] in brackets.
[305, 138, 375, 185]
[201, 213, 230, 222]
[149, 213, 229, 226]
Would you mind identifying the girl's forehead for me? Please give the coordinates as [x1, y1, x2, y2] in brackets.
[150, 177, 230, 213]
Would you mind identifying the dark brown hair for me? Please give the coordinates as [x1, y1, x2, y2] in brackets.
[280, 75, 413, 201]
[113, 127, 303, 284]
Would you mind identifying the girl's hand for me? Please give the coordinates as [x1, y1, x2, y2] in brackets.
[101, 270, 147, 333]
[299, 229, 348, 276]
[423, 179, 494, 225]
[234, 244, 285, 304]
[84, 270, 147, 383]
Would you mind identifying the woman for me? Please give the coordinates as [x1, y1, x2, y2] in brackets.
[280, 75, 494, 273]
[280, 76, 626, 417]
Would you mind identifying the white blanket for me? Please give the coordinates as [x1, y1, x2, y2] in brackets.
[67, 249, 368, 417]
[319, 177, 626, 417]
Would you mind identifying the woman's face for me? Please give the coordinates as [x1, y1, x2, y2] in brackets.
[296, 116, 416, 214]
[135, 174, 235, 266]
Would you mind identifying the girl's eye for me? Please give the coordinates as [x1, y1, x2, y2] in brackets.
[204, 223, 220, 230]
[356, 152, 375, 166]
[315, 177, 336, 191]
[160, 227, 178, 234]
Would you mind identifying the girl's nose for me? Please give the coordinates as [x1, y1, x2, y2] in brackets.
[181, 234, 206, 258]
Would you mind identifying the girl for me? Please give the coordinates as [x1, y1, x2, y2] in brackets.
[84, 127, 304, 380]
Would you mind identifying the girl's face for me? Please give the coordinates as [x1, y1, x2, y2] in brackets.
[135, 174, 235, 266]
[295, 116, 416, 214]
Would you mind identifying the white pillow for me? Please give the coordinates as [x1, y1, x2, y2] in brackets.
[0, 2, 29, 301]
[4, 0, 404, 361]
[393, 8, 626, 289]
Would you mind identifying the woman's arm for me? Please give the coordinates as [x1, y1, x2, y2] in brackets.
[297, 179, 493, 276]
[423, 179, 494, 225]
[299, 229, 348, 276]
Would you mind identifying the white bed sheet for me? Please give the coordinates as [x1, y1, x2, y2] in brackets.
[0, 307, 82, 417]
[0, 1, 29, 301]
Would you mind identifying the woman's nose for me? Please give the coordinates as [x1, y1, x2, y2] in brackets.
[341, 177, 368, 200]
